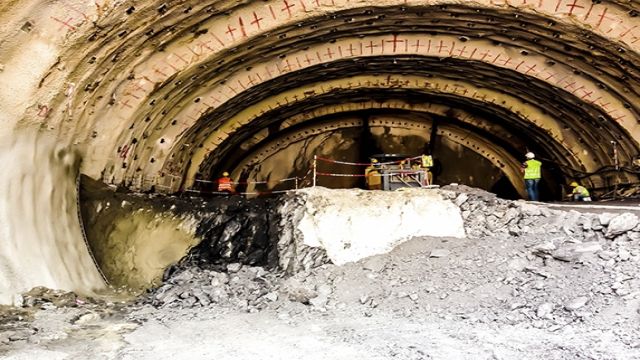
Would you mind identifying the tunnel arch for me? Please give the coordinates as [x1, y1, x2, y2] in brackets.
[1, 0, 639, 197]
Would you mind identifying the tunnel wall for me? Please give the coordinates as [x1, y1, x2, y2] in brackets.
[0, 0, 639, 196]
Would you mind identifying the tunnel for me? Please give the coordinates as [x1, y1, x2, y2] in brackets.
[1, 0, 639, 199]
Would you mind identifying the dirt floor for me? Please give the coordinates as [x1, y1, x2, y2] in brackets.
[1, 231, 638, 359]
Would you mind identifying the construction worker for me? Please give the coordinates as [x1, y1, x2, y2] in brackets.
[521, 152, 542, 201]
[365, 159, 382, 190]
[569, 182, 591, 201]
[217, 171, 235, 194]
[420, 155, 434, 185]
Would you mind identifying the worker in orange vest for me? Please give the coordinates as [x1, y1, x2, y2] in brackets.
[365, 159, 382, 190]
[217, 171, 235, 194]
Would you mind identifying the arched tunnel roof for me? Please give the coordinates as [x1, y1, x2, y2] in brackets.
[0, 0, 639, 195]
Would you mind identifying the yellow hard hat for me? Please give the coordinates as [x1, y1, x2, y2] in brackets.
[570, 181, 578, 187]
[222, 171, 229, 177]
[371, 159, 378, 163]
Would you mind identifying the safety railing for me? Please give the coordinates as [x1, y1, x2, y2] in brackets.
[109, 154, 433, 196]
[312, 155, 432, 188]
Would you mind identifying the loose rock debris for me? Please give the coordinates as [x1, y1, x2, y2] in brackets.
[2, 187, 640, 359]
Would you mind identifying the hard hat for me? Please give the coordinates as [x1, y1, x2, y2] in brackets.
[371, 159, 378, 163]
[525, 152, 535, 159]
[570, 181, 578, 187]
[222, 171, 229, 177]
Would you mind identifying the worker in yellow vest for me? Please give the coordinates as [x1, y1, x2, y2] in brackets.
[365, 159, 382, 190]
[521, 152, 542, 201]
[569, 182, 591, 201]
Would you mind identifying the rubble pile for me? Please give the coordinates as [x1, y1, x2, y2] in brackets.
[147, 264, 284, 312]
[146, 186, 639, 349]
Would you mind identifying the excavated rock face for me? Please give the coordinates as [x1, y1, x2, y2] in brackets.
[1, 0, 639, 199]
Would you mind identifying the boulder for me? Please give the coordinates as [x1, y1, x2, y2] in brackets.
[605, 213, 639, 238]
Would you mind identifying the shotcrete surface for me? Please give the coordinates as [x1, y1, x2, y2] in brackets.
[297, 187, 466, 265]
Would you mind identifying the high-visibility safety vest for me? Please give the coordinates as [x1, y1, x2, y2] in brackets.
[421, 155, 433, 167]
[572, 185, 590, 197]
[217, 177, 233, 191]
[365, 166, 381, 186]
[523, 159, 542, 180]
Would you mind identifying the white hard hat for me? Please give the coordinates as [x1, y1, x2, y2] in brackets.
[525, 152, 535, 159]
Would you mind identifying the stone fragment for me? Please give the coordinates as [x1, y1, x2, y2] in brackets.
[73, 312, 101, 325]
[573, 242, 602, 253]
[362, 257, 386, 272]
[455, 193, 468, 206]
[564, 297, 589, 311]
[263, 292, 278, 302]
[227, 263, 242, 273]
[598, 213, 615, 226]
[618, 248, 631, 261]
[536, 302, 554, 319]
[533, 241, 556, 252]
[430, 249, 450, 258]
[605, 213, 639, 238]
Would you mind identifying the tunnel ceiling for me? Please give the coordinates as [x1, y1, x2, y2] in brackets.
[1, 0, 639, 192]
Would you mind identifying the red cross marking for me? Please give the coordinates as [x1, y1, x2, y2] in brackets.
[282, 0, 295, 18]
[251, 12, 263, 29]
[304, 54, 314, 65]
[620, 26, 638, 38]
[437, 40, 448, 53]
[174, 53, 189, 64]
[580, 89, 593, 99]
[120, 99, 133, 109]
[325, 47, 334, 59]
[226, 25, 237, 40]
[524, 64, 538, 75]
[457, 46, 468, 57]
[247, 75, 257, 86]
[413, 40, 424, 52]
[501, 57, 513, 66]
[348, 44, 356, 56]
[386, 35, 403, 52]
[283, 59, 293, 72]
[571, 85, 585, 94]
[565, 0, 584, 15]
[479, 50, 492, 60]
[563, 81, 576, 90]
[596, 8, 613, 28]
[51, 17, 76, 31]
[237, 79, 246, 90]
[154, 67, 168, 77]
[366, 41, 379, 54]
